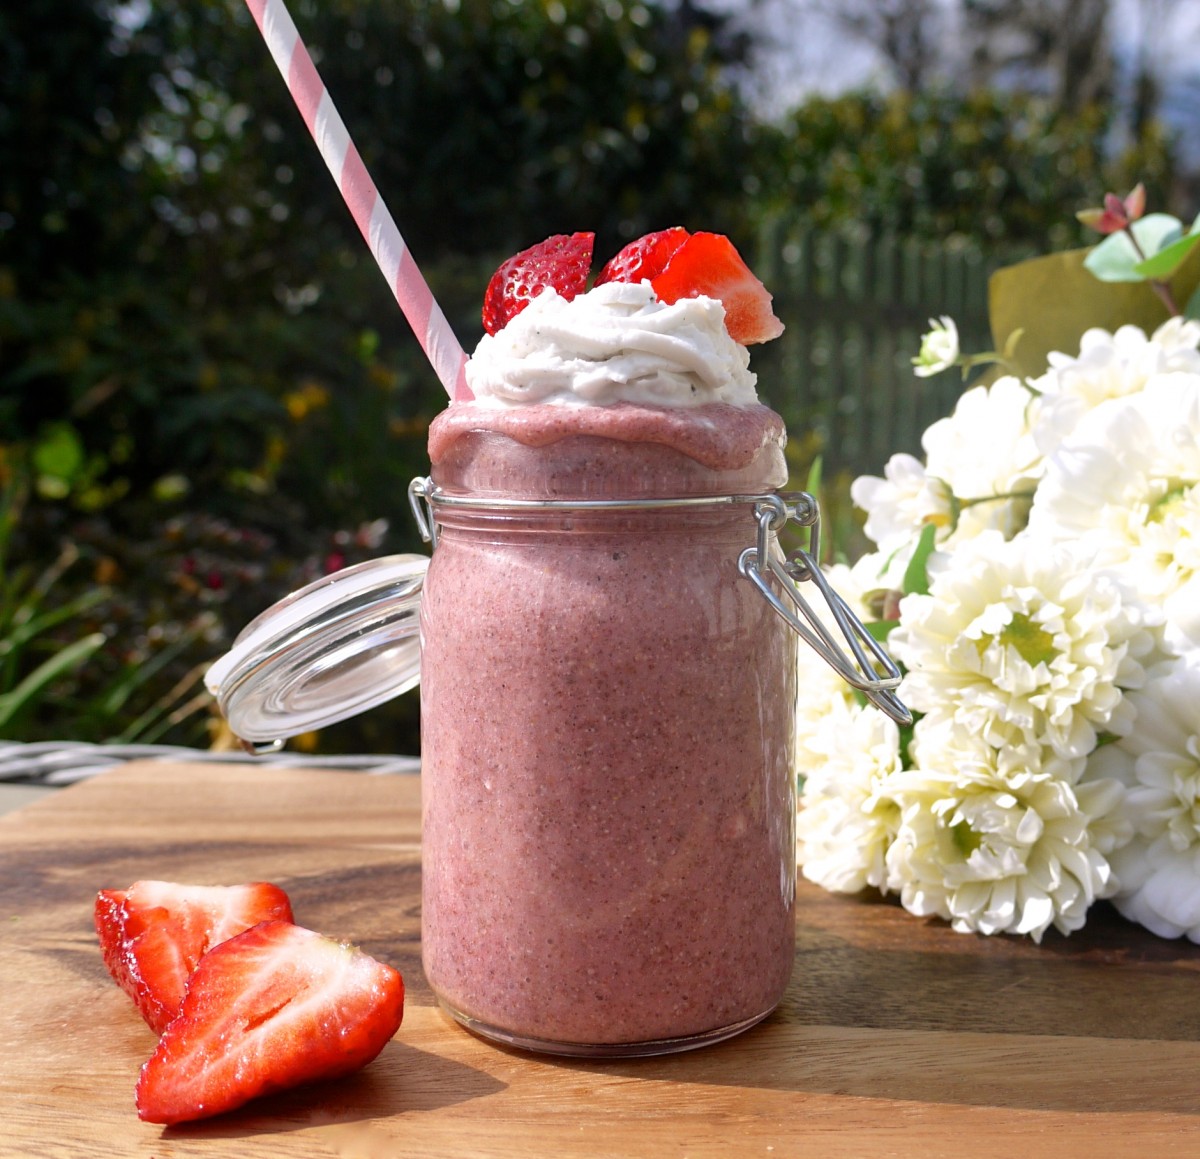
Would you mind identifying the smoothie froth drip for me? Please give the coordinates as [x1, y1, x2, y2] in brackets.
[465, 281, 758, 408]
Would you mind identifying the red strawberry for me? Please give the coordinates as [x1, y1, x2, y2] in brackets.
[135, 921, 404, 1124]
[594, 226, 690, 286]
[95, 887, 138, 999]
[649, 231, 785, 345]
[482, 231, 594, 335]
[94, 880, 294, 1034]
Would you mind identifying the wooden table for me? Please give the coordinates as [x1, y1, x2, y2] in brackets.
[3, 761, 1199, 1158]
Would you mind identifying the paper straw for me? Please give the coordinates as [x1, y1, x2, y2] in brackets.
[244, 0, 472, 401]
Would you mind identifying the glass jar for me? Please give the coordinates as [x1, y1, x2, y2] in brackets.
[205, 410, 907, 1059]
[415, 428, 799, 1056]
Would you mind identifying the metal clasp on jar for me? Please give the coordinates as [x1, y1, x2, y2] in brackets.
[738, 492, 910, 725]
[409, 476, 439, 547]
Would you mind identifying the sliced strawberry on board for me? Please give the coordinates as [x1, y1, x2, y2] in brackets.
[136, 921, 405, 1125]
[594, 226, 690, 286]
[96, 887, 138, 1000]
[94, 880, 294, 1034]
[482, 231, 594, 335]
[649, 231, 785, 345]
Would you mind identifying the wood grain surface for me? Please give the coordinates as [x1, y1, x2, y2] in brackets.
[2, 760, 1199, 1158]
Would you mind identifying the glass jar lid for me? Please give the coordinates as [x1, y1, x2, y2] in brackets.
[204, 554, 428, 745]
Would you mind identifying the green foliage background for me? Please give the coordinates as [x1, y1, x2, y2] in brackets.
[0, 0, 1180, 753]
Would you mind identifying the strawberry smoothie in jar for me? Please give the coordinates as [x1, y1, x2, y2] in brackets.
[412, 231, 905, 1056]
[205, 229, 906, 1059]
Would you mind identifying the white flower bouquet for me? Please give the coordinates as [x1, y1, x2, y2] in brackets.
[797, 187, 1200, 942]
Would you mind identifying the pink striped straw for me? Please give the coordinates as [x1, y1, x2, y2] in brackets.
[244, 0, 472, 401]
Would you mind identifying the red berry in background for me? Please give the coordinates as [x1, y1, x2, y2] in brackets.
[594, 226, 690, 286]
[482, 232, 594, 335]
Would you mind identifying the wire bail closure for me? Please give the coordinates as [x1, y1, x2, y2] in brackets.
[738, 492, 911, 725]
[409, 478, 911, 726]
[409, 476, 438, 548]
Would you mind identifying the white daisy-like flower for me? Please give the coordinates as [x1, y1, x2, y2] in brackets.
[889, 529, 1154, 761]
[1032, 319, 1200, 456]
[921, 376, 1042, 544]
[885, 724, 1123, 940]
[850, 453, 952, 556]
[1088, 657, 1200, 941]
[792, 550, 913, 893]
[796, 699, 904, 893]
[1028, 372, 1200, 651]
[851, 377, 1042, 560]
[912, 316, 960, 377]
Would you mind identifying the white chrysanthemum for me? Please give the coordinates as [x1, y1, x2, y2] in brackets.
[889, 530, 1154, 761]
[885, 725, 1123, 940]
[796, 700, 904, 893]
[852, 378, 1042, 558]
[1032, 319, 1200, 456]
[1088, 657, 1200, 941]
[920, 376, 1042, 543]
[793, 552, 909, 894]
[851, 453, 952, 556]
[1028, 372, 1200, 651]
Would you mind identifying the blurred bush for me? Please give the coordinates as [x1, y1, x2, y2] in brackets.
[755, 87, 1176, 250]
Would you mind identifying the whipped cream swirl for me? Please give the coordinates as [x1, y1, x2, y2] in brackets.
[465, 281, 759, 407]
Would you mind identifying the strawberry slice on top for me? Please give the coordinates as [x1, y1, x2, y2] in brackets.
[648, 231, 784, 345]
[594, 226, 690, 286]
[136, 921, 405, 1125]
[95, 880, 294, 1034]
[482, 231, 594, 335]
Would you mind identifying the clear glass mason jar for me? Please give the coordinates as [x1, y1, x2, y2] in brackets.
[205, 407, 907, 1059]
[415, 420, 798, 1057]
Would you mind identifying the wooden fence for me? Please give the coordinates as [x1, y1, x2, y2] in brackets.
[752, 220, 1027, 480]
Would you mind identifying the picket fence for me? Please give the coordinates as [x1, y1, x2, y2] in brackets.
[753, 220, 1027, 480]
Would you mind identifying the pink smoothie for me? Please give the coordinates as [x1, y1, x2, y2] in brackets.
[419, 401, 797, 1053]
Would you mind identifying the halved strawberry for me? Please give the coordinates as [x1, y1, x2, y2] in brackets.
[96, 887, 138, 1000]
[136, 921, 404, 1124]
[649, 231, 785, 345]
[94, 880, 294, 1034]
[482, 231, 594, 335]
[594, 226, 690, 286]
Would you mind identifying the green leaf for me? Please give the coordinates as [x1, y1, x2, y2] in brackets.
[989, 237, 1200, 379]
[805, 455, 823, 497]
[32, 422, 85, 483]
[0, 586, 108, 658]
[864, 620, 895, 643]
[0, 632, 106, 730]
[1134, 227, 1200, 280]
[902, 522, 938, 596]
[95, 626, 198, 716]
[1187, 282, 1200, 322]
[1083, 214, 1183, 283]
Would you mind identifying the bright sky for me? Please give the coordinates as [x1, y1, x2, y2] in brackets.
[717, 0, 1200, 155]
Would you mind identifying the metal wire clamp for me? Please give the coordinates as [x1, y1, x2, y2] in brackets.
[738, 492, 911, 726]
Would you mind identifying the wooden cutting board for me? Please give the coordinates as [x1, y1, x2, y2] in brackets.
[2, 760, 1199, 1158]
